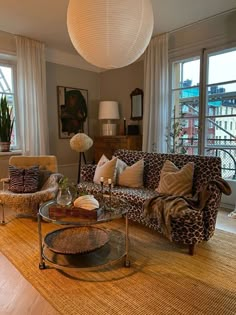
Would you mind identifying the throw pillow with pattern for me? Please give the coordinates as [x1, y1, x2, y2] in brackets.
[93, 154, 118, 185]
[116, 158, 144, 188]
[8, 165, 25, 193]
[24, 165, 40, 193]
[156, 160, 194, 197]
[8, 165, 40, 193]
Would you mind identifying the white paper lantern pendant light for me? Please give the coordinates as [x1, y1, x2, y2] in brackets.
[67, 0, 154, 69]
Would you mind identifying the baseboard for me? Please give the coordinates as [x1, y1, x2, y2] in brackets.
[220, 202, 235, 211]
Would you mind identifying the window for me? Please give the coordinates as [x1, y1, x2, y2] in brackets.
[0, 61, 18, 149]
[169, 46, 236, 179]
[170, 57, 200, 154]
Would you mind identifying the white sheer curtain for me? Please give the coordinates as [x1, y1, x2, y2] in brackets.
[16, 35, 49, 155]
[142, 33, 169, 153]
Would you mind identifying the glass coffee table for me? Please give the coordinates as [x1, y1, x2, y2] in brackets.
[37, 198, 130, 271]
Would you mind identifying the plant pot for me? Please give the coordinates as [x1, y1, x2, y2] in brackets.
[0, 142, 11, 152]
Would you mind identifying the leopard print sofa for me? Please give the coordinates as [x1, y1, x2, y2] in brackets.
[78, 149, 222, 254]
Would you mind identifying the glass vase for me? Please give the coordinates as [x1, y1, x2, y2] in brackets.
[56, 187, 73, 206]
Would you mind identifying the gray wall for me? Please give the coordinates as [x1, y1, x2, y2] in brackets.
[45, 61, 144, 182]
[100, 61, 144, 134]
[46, 62, 100, 181]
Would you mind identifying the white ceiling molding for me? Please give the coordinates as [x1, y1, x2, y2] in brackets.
[0, 31, 16, 55]
[169, 10, 236, 59]
[45, 48, 103, 73]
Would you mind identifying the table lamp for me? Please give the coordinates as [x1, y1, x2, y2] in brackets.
[70, 133, 93, 183]
[98, 101, 120, 136]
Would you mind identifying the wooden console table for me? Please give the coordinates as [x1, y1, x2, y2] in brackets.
[94, 135, 142, 163]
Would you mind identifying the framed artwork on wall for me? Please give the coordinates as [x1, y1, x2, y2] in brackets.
[57, 85, 88, 139]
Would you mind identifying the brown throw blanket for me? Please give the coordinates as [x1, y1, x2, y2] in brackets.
[143, 177, 232, 240]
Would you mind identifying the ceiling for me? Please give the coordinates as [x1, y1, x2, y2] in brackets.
[0, 0, 235, 56]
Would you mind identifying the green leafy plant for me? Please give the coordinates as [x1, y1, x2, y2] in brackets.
[166, 108, 187, 154]
[58, 176, 78, 199]
[0, 96, 14, 142]
[58, 176, 69, 190]
[170, 119, 187, 154]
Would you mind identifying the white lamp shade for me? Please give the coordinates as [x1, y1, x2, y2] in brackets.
[98, 101, 120, 120]
[67, 0, 154, 69]
[70, 133, 93, 152]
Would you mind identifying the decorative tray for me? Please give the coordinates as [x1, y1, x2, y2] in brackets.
[48, 205, 103, 220]
[44, 226, 109, 255]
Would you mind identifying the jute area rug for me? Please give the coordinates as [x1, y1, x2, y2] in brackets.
[0, 216, 235, 315]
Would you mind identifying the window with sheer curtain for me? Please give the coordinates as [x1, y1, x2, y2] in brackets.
[0, 61, 19, 150]
[169, 46, 236, 180]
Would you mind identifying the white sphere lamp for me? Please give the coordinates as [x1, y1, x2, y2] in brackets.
[67, 0, 154, 69]
[70, 133, 93, 183]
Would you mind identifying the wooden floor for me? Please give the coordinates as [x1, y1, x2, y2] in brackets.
[0, 208, 235, 315]
[0, 253, 59, 315]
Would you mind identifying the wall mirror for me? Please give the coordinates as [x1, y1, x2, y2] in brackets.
[130, 88, 143, 120]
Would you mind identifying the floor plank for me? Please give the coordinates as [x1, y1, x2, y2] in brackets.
[0, 253, 59, 315]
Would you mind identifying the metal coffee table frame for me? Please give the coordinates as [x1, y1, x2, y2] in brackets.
[38, 200, 130, 271]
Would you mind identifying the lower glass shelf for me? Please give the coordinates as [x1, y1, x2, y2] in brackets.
[42, 228, 127, 270]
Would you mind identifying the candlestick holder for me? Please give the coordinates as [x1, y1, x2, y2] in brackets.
[100, 180, 104, 208]
[108, 183, 112, 210]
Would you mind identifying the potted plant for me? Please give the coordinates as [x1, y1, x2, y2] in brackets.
[0, 95, 14, 152]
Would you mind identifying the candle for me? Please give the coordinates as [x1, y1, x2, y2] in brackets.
[123, 117, 126, 135]
[100, 177, 104, 183]
[108, 178, 112, 185]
